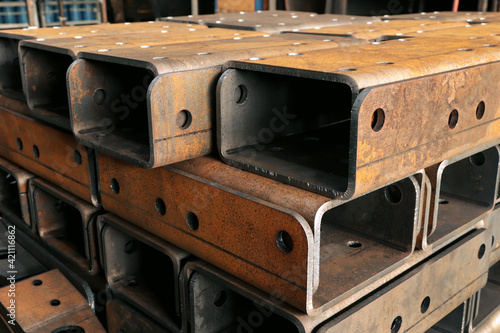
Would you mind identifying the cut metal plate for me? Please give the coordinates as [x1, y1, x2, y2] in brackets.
[161, 11, 379, 33]
[218, 37, 500, 199]
[68, 34, 363, 168]
[0, 21, 206, 101]
[97, 213, 191, 332]
[378, 11, 499, 21]
[19, 28, 265, 129]
[29, 178, 101, 277]
[317, 230, 491, 332]
[0, 269, 106, 332]
[98, 153, 428, 314]
[0, 157, 34, 229]
[290, 19, 467, 41]
[0, 101, 99, 206]
[422, 145, 500, 250]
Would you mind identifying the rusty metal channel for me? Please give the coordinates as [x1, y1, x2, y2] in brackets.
[68, 34, 364, 169]
[97, 213, 192, 332]
[96, 151, 476, 315]
[0, 101, 99, 206]
[29, 178, 101, 277]
[19, 28, 265, 129]
[0, 21, 207, 101]
[218, 37, 500, 199]
[0, 157, 33, 230]
[421, 145, 500, 250]
[0, 269, 105, 332]
[106, 298, 170, 333]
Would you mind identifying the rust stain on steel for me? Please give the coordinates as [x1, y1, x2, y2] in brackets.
[403, 21, 500, 39]
[221, 37, 500, 199]
[294, 19, 467, 41]
[69, 34, 363, 168]
[0, 98, 98, 206]
[0, 269, 105, 332]
[0, 157, 34, 228]
[98, 153, 331, 312]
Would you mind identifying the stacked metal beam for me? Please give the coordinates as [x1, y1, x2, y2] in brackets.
[0, 10, 499, 333]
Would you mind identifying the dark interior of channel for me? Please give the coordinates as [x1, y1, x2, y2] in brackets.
[0, 168, 22, 218]
[35, 188, 86, 261]
[24, 47, 74, 116]
[0, 38, 24, 99]
[74, 60, 153, 163]
[225, 70, 352, 193]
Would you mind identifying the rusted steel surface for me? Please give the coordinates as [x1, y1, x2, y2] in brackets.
[0, 157, 34, 229]
[98, 153, 444, 314]
[0, 100, 99, 206]
[0, 21, 207, 102]
[164, 12, 379, 33]
[160, 10, 316, 24]
[317, 230, 491, 333]
[403, 21, 500, 39]
[69, 34, 364, 169]
[379, 11, 499, 21]
[97, 213, 191, 332]
[420, 145, 499, 251]
[29, 178, 101, 277]
[218, 37, 500, 199]
[107, 298, 171, 333]
[20, 29, 265, 129]
[292, 19, 467, 41]
[0, 269, 105, 332]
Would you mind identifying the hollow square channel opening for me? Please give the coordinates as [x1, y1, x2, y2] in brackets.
[0, 168, 23, 219]
[428, 147, 498, 245]
[0, 38, 24, 99]
[33, 187, 87, 264]
[314, 178, 418, 308]
[103, 224, 180, 328]
[189, 271, 299, 333]
[70, 59, 154, 164]
[221, 69, 353, 193]
[22, 47, 74, 116]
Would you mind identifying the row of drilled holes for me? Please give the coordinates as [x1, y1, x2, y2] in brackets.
[390, 242, 487, 333]
[371, 101, 486, 133]
[15, 137, 83, 165]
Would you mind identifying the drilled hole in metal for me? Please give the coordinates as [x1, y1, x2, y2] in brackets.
[448, 109, 459, 129]
[391, 316, 402, 333]
[439, 199, 449, 204]
[155, 198, 166, 216]
[33, 145, 40, 159]
[187, 212, 199, 231]
[73, 150, 82, 165]
[16, 138, 23, 150]
[469, 152, 486, 167]
[92, 88, 106, 105]
[51, 326, 85, 333]
[111, 178, 120, 194]
[420, 296, 431, 313]
[476, 101, 485, 120]
[176, 110, 192, 130]
[50, 299, 61, 306]
[213, 290, 228, 307]
[492, 236, 495, 247]
[371, 108, 385, 132]
[32, 279, 42, 286]
[128, 280, 139, 287]
[338, 68, 357, 71]
[385, 185, 402, 204]
[458, 48, 473, 51]
[276, 231, 293, 253]
[268, 146, 284, 152]
[478, 244, 486, 259]
[347, 241, 362, 248]
[235, 85, 248, 105]
[124, 240, 137, 254]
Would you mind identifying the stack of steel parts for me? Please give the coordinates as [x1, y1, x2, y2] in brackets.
[0, 9, 499, 333]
